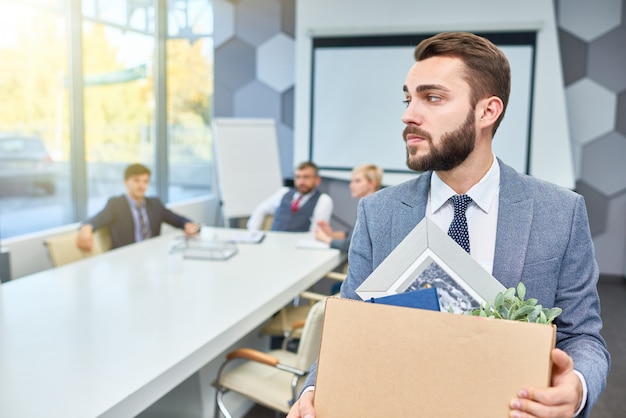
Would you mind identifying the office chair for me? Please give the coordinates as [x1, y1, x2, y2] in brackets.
[214, 299, 327, 418]
[234, 214, 273, 230]
[260, 270, 346, 344]
[44, 227, 112, 267]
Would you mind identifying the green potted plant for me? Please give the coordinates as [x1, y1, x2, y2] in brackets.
[468, 282, 562, 324]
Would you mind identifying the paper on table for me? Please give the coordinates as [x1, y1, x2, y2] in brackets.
[227, 231, 266, 244]
[296, 238, 330, 250]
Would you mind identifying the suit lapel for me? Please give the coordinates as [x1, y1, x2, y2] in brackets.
[144, 197, 160, 236]
[382, 164, 534, 289]
[492, 162, 533, 288]
[390, 173, 430, 248]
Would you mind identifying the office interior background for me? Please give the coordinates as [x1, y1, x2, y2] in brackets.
[1, 0, 625, 281]
[0, 1, 624, 417]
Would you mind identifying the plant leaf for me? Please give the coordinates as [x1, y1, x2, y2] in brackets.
[517, 282, 526, 301]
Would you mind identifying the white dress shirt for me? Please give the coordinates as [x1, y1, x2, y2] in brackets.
[427, 156, 500, 274]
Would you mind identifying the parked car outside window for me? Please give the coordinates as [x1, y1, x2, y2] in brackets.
[0, 134, 57, 195]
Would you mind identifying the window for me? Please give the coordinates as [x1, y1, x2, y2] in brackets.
[166, 0, 213, 202]
[0, 0, 214, 239]
[0, 0, 73, 237]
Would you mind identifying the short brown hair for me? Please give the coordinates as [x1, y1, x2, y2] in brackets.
[296, 161, 320, 176]
[124, 163, 151, 180]
[413, 32, 511, 134]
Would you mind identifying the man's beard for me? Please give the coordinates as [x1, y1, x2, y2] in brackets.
[404, 109, 476, 172]
[296, 184, 313, 195]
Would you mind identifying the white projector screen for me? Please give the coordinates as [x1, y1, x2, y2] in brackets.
[310, 32, 536, 174]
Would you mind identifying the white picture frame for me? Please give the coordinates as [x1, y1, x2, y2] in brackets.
[356, 218, 506, 313]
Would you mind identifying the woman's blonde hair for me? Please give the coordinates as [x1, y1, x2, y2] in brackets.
[352, 164, 383, 190]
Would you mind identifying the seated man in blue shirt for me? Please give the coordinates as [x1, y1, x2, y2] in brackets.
[76, 163, 200, 251]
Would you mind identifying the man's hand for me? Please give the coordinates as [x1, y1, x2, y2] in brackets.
[287, 390, 315, 418]
[76, 225, 94, 252]
[183, 222, 200, 236]
[509, 348, 582, 418]
[314, 227, 332, 244]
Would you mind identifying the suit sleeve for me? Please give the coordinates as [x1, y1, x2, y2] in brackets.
[83, 198, 117, 231]
[156, 199, 191, 229]
[553, 196, 609, 417]
[301, 199, 374, 392]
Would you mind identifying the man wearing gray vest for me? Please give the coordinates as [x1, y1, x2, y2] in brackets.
[247, 161, 333, 232]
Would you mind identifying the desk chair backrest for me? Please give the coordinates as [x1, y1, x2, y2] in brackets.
[292, 298, 326, 379]
[261, 215, 274, 231]
[214, 298, 328, 417]
[45, 227, 112, 267]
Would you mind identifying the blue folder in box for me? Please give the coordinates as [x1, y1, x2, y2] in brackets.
[366, 287, 440, 311]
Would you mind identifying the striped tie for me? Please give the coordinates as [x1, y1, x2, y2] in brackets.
[136, 204, 151, 241]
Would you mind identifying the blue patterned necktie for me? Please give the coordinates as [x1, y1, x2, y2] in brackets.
[448, 195, 472, 253]
[135, 204, 151, 241]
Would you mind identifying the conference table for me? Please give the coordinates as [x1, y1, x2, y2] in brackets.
[0, 228, 342, 418]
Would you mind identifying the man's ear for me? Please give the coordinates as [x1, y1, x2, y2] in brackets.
[477, 96, 504, 131]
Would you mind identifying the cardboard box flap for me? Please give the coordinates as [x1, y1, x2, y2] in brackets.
[315, 297, 555, 418]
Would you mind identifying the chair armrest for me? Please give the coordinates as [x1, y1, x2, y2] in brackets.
[290, 319, 306, 331]
[226, 348, 279, 367]
[224, 347, 307, 377]
[324, 271, 347, 282]
[299, 290, 328, 303]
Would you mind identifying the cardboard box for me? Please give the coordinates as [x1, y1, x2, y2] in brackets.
[314, 297, 556, 418]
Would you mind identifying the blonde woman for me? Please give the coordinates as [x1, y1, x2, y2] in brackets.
[314, 164, 383, 252]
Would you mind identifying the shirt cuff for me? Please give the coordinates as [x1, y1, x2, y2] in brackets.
[301, 385, 315, 397]
[573, 369, 588, 416]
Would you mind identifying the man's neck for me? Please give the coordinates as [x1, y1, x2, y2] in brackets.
[436, 150, 494, 195]
[128, 195, 145, 206]
[437, 134, 494, 194]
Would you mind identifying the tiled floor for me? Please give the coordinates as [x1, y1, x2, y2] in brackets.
[243, 276, 626, 418]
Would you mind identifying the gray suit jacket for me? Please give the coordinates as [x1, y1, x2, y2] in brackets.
[305, 160, 609, 416]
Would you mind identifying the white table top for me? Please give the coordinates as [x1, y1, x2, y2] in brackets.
[0, 228, 341, 418]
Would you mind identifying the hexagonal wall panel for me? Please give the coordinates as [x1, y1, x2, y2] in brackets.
[565, 78, 616, 145]
[617, 90, 626, 136]
[558, 29, 588, 86]
[588, 27, 626, 92]
[589, 193, 626, 274]
[235, 0, 281, 47]
[213, 0, 235, 48]
[557, 0, 622, 42]
[276, 122, 294, 177]
[581, 132, 626, 196]
[571, 140, 583, 179]
[279, 0, 295, 37]
[233, 80, 281, 120]
[257, 33, 295, 92]
[215, 38, 256, 90]
[575, 180, 609, 236]
[281, 87, 294, 128]
[214, 82, 234, 116]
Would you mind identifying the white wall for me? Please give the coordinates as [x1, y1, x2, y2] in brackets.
[294, 0, 574, 188]
[3, 195, 220, 280]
